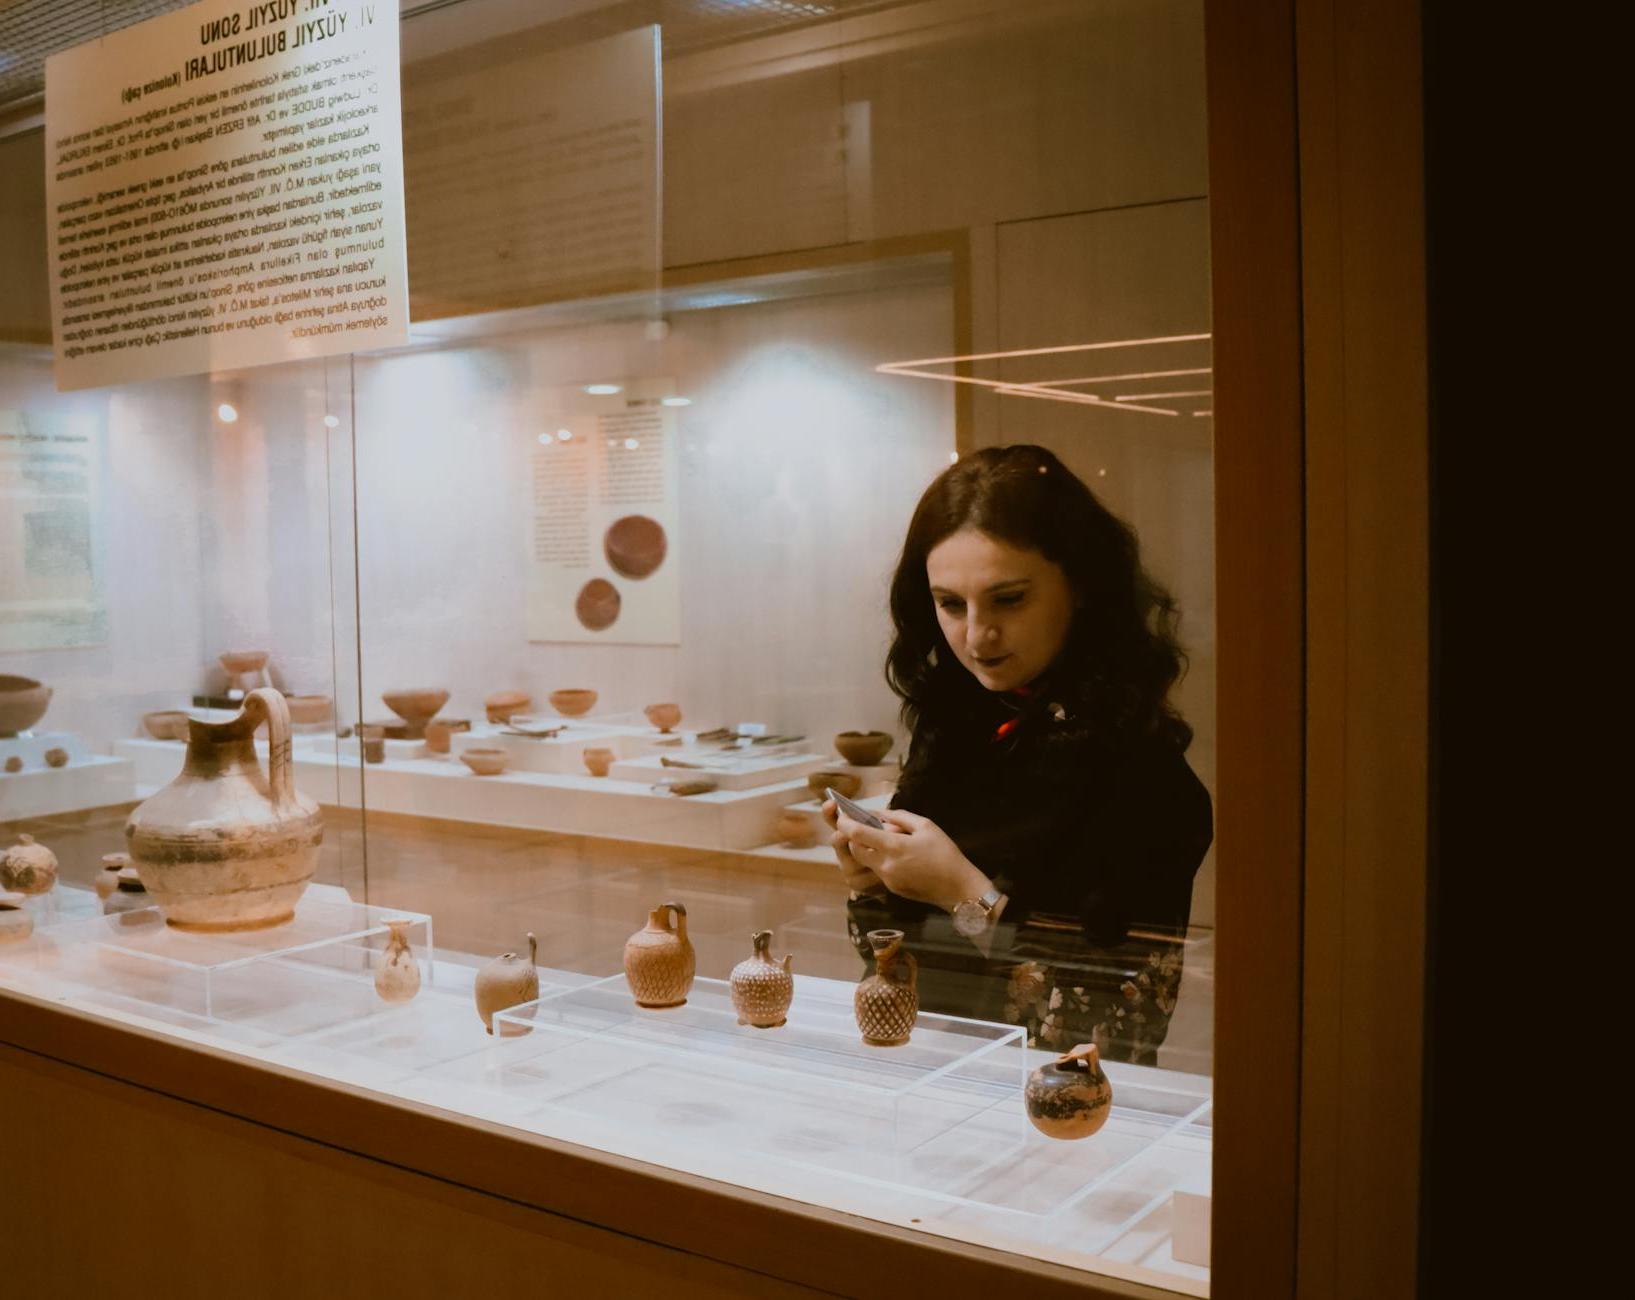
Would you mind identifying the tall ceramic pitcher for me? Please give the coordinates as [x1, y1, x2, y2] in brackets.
[126, 687, 322, 931]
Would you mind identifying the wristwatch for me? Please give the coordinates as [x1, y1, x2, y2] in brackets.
[952, 887, 1005, 939]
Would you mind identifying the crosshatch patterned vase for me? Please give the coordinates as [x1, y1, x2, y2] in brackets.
[623, 901, 695, 1008]
[854, 929, 917, 1046]
[729, 929, 794, 1028]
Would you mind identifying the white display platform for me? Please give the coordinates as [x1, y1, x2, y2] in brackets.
[454, 720, 648, 774]
[610, 749, 829, 791]
[0, 894, 1212, 1293]
[0, 731, 137, 818]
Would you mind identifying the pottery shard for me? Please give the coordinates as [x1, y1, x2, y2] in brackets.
[575, 578, 622, 632]
[604, 514, 668, 580]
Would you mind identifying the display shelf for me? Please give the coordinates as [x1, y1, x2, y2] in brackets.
[452, 720, 649, 773]
[0, 884, 434, 1032]
[0, 752, 137, 818]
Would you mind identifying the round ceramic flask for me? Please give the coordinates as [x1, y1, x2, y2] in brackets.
[125, 688, 322, 931]
[729, 930, 794, 1028]
[854, 929, 918, 1046]
[1, 834, 58, 895]
[1024, 1042, 1114, 1139]
[374, 919, 422, 1004]
[474, 933, 539, 1034]
[94, 852, 130, 899]
[623, 902, 695, 1008]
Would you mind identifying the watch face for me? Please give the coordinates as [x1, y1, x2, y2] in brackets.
[952, 900, 985, 938]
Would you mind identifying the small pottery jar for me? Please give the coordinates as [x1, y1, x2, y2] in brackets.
[1, 834, 58, 894]
[104, 865, 156, 924]
[834, 730, 894, 767]
[381, 688, 449, 739]
[95, 852, 131, 899]
[582, 746, 615, 777]
[644, 702, 682, 733]
[3, 756, 21, 774]
[775, 809, 819, 848]
[549, 688, 597, 717]
[360, 725, 386, 764]
[460, 747, 509, 776]
[474, 933, 539, 1034]
[485, 690, 532, 724]
[374, 919, 422, 1004]
[44, 747, 69, 769]
[1025, 1042, 1114, 1140]
[808, 770, 861, 800]
[729, 930, 794, 1028]
[0, 674, 52, 737]
[0, 893, 33, 944]
[623, 902, 695, 1008]
[855, 929, 917, 1046]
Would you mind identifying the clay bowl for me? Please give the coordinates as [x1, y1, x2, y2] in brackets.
[0, 676, 52, 738]
[142, 710, 193, 741]
[461, 747, 510, 777]
[582, 746, 615, 777]
[834, 730, 894, 767]
[604, 514, 668, 580]
[644, 702, 682, 733]
[808, 770, 862, 801]
[485, 690, 532, 724]
[283, 694, 333, 726]
[549, 688, 598, 717]
[219, 650, 269, 675]
[382, 688, 450, 737]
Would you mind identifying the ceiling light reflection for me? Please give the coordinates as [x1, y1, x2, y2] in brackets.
[585, 383, 622, 396]
[216, 403, 238, 423]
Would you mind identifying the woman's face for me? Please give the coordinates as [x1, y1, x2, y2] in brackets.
[926, 528, 1076, 692]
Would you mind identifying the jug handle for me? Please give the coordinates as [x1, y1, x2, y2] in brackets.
[245, 687, 296, 809]
[663, 900, 687, 941]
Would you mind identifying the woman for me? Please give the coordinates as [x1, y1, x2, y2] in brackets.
[826, 444, 1212, 1065]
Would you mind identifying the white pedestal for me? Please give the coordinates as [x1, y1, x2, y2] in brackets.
[609, 750, 828, 791]
[1, 733, 137, 818]
[454, 721, 647, 774]
[1171, 1171, 1212, 1266]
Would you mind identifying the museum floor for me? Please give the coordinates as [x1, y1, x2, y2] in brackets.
[9, 801, 1214, 1073]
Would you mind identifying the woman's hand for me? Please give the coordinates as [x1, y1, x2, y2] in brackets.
[829, 806, 991, 912]
[821, 797, 886, 896]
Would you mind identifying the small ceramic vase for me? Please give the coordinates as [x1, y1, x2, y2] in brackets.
[834, 730, 894, 766]
[855, 929, 917, 1046]
[0, 893, 33, 944]
[644, 702, 682, 733]
[730, 930, 794, 1028]
[775, 809, 819, 848]
[1024, 1042, 1114, 1139]
[485, 690, 531, 724]
[103, 865, 156, 926]
[374, 919, 422, 1004]
[623, 902, 695, 1008]
[582, 746, 615, 777]
[1, 834, 58, 895]
[474, 933, 539, 1035]
[360, 725, 386, 763]
[461, 747, 509, 776]
[95, 852, 130, 899]
[44, 747, 69, 769]
[424, 721, 454, 754]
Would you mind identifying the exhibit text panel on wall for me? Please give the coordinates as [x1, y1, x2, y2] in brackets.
[44, 0, 409, 392]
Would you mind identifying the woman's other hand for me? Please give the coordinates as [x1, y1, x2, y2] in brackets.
[833, 807, 989, 911]
[822, 797, 886, 895]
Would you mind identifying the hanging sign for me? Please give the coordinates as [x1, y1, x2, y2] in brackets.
[45, 0, 409, 392]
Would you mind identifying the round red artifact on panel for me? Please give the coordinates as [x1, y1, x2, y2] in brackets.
[576, 578, 622, 631]
[604, 515, 667, 580]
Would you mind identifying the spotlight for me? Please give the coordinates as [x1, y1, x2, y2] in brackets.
[217, 403, 239, 423]
[624, 437, 640, 450]
[584, 383, 622, 396]
[323, 414, 339, 428]
[661, 396, 691, 407]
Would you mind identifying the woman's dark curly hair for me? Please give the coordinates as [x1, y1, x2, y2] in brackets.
[886, 444, 1193, 750]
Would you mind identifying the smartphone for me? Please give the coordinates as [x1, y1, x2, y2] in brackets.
[827, 787, 886, 830]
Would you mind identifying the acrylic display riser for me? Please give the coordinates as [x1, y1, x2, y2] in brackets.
[0, 732, 137, 819]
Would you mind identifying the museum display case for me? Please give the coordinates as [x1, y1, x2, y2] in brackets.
[0, 1, 1256, 1295]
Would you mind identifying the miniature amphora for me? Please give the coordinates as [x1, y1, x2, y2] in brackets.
[855, 929, 917, 1046]
[125, 688, 322, 931]
[374, 919, 422, 1004]
[729, 930, 794, 1028]
[623, 902, 695, 1008]
[1024, 1042, 1114, 1139]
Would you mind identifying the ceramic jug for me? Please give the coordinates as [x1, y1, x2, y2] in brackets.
[0, 834, 57, 895]
[729, 929, 794, 1028]
[623, 902, 695, 1008]
[126, 687, 322, 931]
[854, 929, 918, 1046]
[1024, 1042, 1114, 1139]
[374, 919, 422, 1004]
[474, 933, 539, 1034]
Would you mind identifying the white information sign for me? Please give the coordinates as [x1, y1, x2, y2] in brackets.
[45, 0, 408, 392]
[528, 382, 681, 646]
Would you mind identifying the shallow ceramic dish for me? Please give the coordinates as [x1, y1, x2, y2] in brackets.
[548, 689, 597, 717]
[461, 747, 510, 776]
[808, 770, 861, 800]
[834, 730, 894, 767]
[142, 710, 193, 741]
[283, 694, 333, 726]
